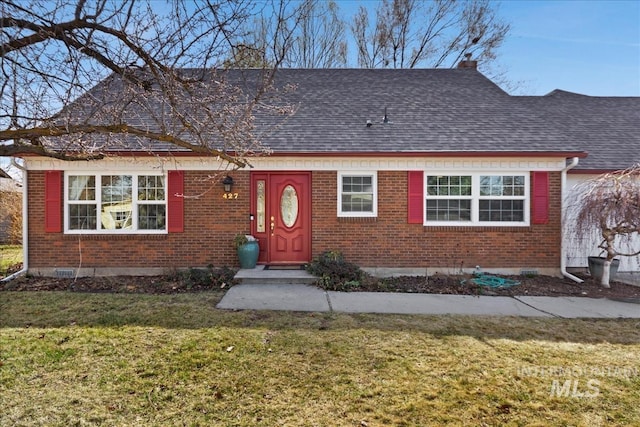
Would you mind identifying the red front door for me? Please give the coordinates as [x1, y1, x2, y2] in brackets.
[251, 172, 311, 264]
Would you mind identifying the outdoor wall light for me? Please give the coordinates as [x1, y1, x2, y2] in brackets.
[222, 175, 234, 192]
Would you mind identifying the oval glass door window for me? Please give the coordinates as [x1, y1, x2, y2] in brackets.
[281, 185, 298, 227]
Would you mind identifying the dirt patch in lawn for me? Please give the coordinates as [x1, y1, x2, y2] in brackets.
[2, 270, 639, 300]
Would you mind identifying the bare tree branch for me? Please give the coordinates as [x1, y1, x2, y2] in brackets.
[351, 0, 509, 71]
[1, 0, 294, 167]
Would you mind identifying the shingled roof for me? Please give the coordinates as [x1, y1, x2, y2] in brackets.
[515, 90, 640, 171]
[256, 69, 580, 154]
[48, 68, 640, 171]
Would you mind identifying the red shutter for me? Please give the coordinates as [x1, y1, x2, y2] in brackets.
[167, 171, 184, 232]
[407, 171, 424, 224]
[45, 170, 63, 232]
[532, 171, 549, 224]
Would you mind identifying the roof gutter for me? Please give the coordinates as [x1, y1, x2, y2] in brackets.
[1, 158, 27, 283]
[560, 157, 583, 284]
[17, 150, 590, 161]
[262, 151, 589, 159]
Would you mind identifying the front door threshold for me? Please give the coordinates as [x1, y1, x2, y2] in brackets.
[263, 264, 307, 271]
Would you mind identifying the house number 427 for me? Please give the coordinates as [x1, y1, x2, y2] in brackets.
[223, 192, 239, 199]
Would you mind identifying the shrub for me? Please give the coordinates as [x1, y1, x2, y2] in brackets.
[306, 251, 367, 291]
[169, 265, 237, 290]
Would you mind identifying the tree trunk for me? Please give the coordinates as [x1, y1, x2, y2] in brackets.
[600, 259, 611, 288]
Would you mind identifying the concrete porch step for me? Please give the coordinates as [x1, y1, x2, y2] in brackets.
[234, 265, 317, 285]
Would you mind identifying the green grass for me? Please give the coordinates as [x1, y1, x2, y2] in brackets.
[0, 245, 22, 276]
[1, 291, 639, 426]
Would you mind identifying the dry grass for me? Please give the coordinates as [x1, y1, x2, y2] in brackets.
[0, 191, 22, 245]
[0, 245, 22, 276]
[1, 291, 639, 426]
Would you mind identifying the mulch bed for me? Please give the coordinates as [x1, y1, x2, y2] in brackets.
[367, 273, 640, 300]
[0, 275, 234, 294]
[2, 270, 640, 300]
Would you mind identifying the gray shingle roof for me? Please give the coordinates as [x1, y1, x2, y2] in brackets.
[515, 90, 640, 171]
[49, 68, 640, 171]
[256, 69, 569, 154]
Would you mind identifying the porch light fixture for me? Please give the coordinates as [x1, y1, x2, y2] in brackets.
[222, 175, 234, 192]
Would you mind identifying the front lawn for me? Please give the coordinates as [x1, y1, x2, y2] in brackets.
[0, 245, 22, 277]
[1, 291, 639, 426]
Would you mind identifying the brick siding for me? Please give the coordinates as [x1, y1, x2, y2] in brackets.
[28, 171, 251, 270]
[311, 170, 561, 270]
[28, 169, 561, 272]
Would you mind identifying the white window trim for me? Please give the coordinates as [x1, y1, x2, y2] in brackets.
[64, 172, 168, 234]
[337, 171, 378, 218]
[424, 172, 530, 227]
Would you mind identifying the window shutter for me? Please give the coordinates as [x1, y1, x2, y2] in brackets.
[167, 171, 184, 232]
[45, 170, 63, 232]
[532, 171, 549, 224]
[407, 171, 424, 224]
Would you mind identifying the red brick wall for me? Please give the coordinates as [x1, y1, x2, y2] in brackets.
[28, 171, 251, 270]
[28, 169, 561, 271]
[311, 170, 561, 269]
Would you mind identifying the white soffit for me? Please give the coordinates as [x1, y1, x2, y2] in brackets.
[24, 156, 568, 172]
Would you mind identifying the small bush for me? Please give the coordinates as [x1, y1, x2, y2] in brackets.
[168, 265, 237, 290]
[306, 251, 368, 291]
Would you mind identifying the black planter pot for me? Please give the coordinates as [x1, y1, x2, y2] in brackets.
[587, 256, 620, 282]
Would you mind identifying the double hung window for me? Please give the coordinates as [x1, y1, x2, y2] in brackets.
[66, 173, 166, 233]
[426, 175, 472, 221]
[338, 172, 377, 217]
[478, 175, 526, 222]
[425, 174, 528, 225]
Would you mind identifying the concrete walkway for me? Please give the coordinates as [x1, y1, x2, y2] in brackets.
[216, 283, 640, 318]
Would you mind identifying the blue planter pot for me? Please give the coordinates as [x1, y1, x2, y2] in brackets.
[237, 241, 259, 269]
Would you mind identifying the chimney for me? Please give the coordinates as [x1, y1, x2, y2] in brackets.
[457, 53, 477, 70]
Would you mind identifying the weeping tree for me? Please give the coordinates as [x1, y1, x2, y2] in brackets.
[0, 0, 297, 169]
[568, 165, 640, 287]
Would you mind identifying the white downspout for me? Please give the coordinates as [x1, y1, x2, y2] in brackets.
[560, 157, 583, 283]
[1, 158, 27, 282]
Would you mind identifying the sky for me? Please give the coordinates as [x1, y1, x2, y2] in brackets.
[339, 0, 640, 96]
[496, 0, 640, 96]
